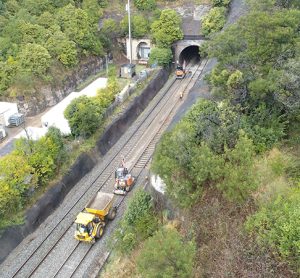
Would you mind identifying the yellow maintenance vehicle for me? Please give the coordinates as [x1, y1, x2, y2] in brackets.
[175, 65, 186, 79]
[74, 192, 117, 243]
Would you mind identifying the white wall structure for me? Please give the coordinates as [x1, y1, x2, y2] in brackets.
[41, 77, 107, 135]
[0, 102, 18, 126]
[126, 38, 152, 62]
[15, 127, 48, 141]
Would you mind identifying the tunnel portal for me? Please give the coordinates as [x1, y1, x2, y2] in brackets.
[178, 45, 201, 66]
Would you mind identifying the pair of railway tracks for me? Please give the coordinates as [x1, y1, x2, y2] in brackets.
[2, 59, 208, 278]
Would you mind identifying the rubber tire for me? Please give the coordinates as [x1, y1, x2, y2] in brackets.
[96, 225, 104, 239]
[107, 208, 117, 220]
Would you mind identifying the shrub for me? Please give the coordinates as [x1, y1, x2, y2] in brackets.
[148, 47, 172, 67]
[134, 0, 156, 11]
[217, 132, 257, 202]
[137, 227, 196, 278]
[113, 189, 158, 253]
[201, 7, 227, 36]
[246, 187, 300, 268]
[64, 96, 103, 138]
[152, 120, 223, 208]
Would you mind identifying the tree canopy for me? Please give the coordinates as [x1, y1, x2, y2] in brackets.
[150, 9, 183, 48]
[0, 0, 104, 97]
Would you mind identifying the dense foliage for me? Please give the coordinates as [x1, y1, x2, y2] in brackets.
[151, 1, 300, 272]
[120, 14, 151, 38]
[0, 127, 65, 228]
[150, 9, 183, 48]
[246, 187, 300, 267]
[0, 0, 105, 97]
[152, 99, 261, 207]
[133, 0, 156, 11]
[113, 189, 158, 253]
[201, 7, 227, 36]
[148, 47, 172, 67]
[137, 227, 196, 278]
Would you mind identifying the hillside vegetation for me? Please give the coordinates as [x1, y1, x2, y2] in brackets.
[0, 0, 182, 99]
[152, 0, 300, 275]
[103, 1, 300, 277]
[0, 0, 107, 97]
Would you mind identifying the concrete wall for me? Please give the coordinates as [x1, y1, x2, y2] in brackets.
[0, 68, 169, 264]
[173, 40, 206, 63]
[97, 69, 169, 155]
[126, 38, 152, 61]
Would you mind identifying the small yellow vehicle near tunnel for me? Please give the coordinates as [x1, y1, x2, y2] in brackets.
[74, 192, 117, 243]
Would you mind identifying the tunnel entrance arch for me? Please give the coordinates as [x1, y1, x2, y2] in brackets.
[178, 45, 200, 66]
[173, 38, 206, 66]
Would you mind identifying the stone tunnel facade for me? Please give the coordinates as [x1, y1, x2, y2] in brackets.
[173, 39, 206, 65]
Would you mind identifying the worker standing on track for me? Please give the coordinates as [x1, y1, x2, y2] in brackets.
[180, 91, 183, 99]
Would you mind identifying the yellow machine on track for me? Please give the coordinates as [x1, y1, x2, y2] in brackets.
[175, 65, 186, 79]
[74, 192, 117, 243]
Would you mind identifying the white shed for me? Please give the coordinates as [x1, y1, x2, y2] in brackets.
[0, 102, 18, 126]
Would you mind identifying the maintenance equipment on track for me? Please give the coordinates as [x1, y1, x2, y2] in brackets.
[175, 65, 186, 79]
[113, 158, 135, 195]
[74, 192, 117, 243]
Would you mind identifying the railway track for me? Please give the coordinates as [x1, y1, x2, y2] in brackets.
[1, 60, 208, 278]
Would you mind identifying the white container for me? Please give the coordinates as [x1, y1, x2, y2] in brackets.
[0, 102, 18, 127]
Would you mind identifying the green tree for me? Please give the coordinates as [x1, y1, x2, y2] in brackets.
[134, 0, 156, 11]
[46, 31, 78, 66]
[0, 181, 22, 228]
[0, 153, 37, 194]
[64, 96, 103, 138]
[113, 189, 158, 253]
[37, 11, 58, 28]
[137, 228, 196, 278]
[95, 77, 119, 108]
[17, 43, 51, 75]
[151, 9, 183, 47]
[120, 15, 150, 38]
[152, 120, 223, 208]
[148, 47, 172, 67]
[217, 132, 257, 202]
[82, 0, 103, 24]
[14, 134, 62, 185]
[201, 7, 227, 36]
[101, 18, 120, 39]
[57, 4, 103, 54]
[23, 0, 52, 16]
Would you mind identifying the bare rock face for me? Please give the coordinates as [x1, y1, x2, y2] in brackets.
[17, 56, 105, 116]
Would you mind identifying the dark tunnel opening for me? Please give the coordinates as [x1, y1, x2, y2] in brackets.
[178, 45, 201, 66]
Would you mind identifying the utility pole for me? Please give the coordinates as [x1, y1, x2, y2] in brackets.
[126, 0, 132, 64]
